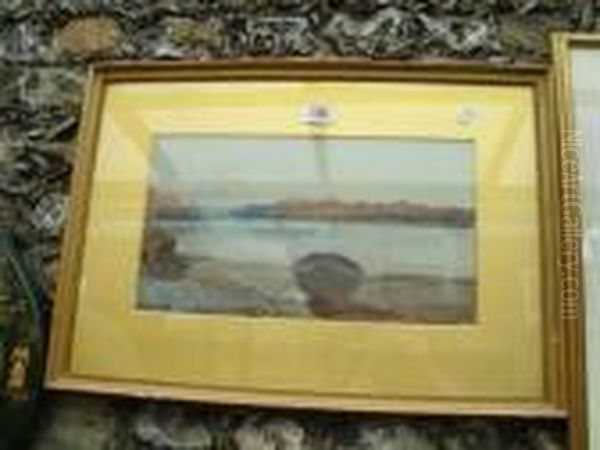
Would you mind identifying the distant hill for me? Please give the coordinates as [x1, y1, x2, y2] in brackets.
[148, 187, 475, 227]
[231, 199, 475, 228]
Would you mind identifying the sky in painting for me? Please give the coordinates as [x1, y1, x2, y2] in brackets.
[150, 135, 475, 206]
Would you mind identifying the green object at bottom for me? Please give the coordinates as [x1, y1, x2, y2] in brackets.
[0, 230, 48, 450]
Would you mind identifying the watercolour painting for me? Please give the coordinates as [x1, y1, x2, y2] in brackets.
[138, 135, 476, 323]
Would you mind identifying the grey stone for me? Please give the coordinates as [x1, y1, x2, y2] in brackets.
[245, 16, 316, 56]
[323, 7, 417, 57]
[219, 0, 270, 11]
[508, 0, 572, 14]
[26, 241, 62, 295]
[418, 14, 500, 56]
[44, 115, 79, 142]
[0, 21, 51, 62]
[0, 195, 18, 226]
[439, 421, 502, 450]
[354, 426, 435, 450]
[6, 108, 81, 148]
[0, 131, 10, 164]
[514, 0, 543, 14]
[271, 0, 320, 12]
[0, 67, 22, 107]
[534, 431, 563, 450]
[20, 68, 85, 109]
[165, 17, 225, 48]
[31, 395, 118, 450]
[0, 147, 71, 236]
[134, 415, 176, 448]
[132, 406, 213, 450]
[264, 420, 306, 450]
[156, 16, 227, 58]
[49, 0, 138, 15]
[234, 419, 305, 450]
[0, 0, 37, 20]
[499, 14, 567, 60]
[29, 191, 68, 237]
[133, 20, 200, 59]
[326, 0, 385, 15]
[573, 0, 595, 30]
[152, 0, 214, 14]
[234, 423, 277, 450]
[434, 0, 478, 14]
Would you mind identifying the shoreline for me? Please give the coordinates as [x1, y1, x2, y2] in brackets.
[139, 256, 476, 324]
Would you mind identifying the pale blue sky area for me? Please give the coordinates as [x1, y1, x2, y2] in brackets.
[151, 135, 475, 206]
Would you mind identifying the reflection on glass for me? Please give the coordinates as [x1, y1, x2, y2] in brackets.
[137, 135, 476, 323]
[571, 47, 600, 448]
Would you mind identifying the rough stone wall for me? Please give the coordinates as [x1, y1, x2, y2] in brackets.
[0, 0, 596, 448]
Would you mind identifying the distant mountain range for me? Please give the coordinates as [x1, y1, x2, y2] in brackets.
[150, 198, 475, 228]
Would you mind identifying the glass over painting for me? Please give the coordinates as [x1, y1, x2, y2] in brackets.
[570, 46, 600, 449]
[137, 135, 477, 324]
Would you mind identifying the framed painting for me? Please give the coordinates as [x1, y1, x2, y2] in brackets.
[47, 61, 565, 416]
[554, 33, 600, 450]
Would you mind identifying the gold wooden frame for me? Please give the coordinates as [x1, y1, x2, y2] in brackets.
[47, 60, 566, 417]
[553, 33, 600, 450]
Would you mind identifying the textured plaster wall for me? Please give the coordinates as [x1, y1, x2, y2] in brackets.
[0, 1, 597, 449]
